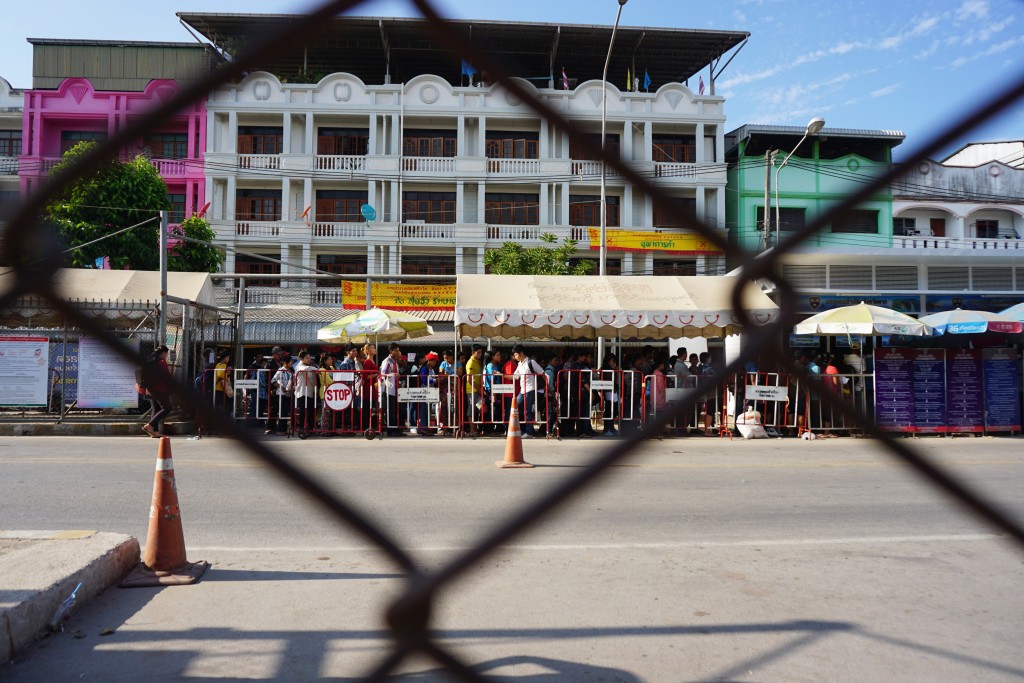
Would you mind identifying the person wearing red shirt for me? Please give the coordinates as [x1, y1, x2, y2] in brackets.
[360, 343, 379, 432]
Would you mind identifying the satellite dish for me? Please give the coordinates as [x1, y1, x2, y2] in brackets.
[360, 204, 377, 222]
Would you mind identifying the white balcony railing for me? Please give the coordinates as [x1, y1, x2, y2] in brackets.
[487, 158, 540, 174]
[654, 162, 699, 179]
[312, 222, 367, 238]
[402, 157, 455, 173]
[152, 158, 190, 176]
[570, 160, 611, 178]
[315, 155, 366, 171]
[400, 222, 458, 239]
[0, 157, 18, 175]
[238, 155, 280, 170]
[894, 236, 1023, 250]
[234, 220, 286, 237]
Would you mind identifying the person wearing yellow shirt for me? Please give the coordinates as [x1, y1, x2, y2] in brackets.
[464, 344, 485, 437]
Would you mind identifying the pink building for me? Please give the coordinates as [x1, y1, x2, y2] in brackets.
[18, 39, 217, 224]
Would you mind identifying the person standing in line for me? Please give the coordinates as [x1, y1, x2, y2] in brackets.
[511, 345, 544, 438]
[266, 356, 294, 435]
[673, 349, 688, 378]
[379, 343, 404, 437]
[464, 345, 485, 437]
[437, 349, 455, 435]
[418, 351, 440, 436]
[318, 352, 338, 435]
[543, 351, 562, 438]
[360, 343, 379, 432]
[292, 350, 316, 436]
[213, 350, 234, 417]
[142, 345, 174, 438]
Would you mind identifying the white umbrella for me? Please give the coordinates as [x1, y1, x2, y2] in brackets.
[316, 308, 434, 344]
[794, 302, 932, 337]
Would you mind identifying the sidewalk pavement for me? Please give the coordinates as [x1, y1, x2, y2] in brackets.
[0, 531, 139, 662]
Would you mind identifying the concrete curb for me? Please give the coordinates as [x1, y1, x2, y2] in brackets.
[0, 531, 140, 663]
[0, 422, 194, 437]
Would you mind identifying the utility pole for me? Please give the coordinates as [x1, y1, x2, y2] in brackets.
[762, 151, 772, 249]
[158, 210, 168, 349]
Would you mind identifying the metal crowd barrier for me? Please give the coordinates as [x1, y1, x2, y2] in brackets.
[643, 373, 723, 436]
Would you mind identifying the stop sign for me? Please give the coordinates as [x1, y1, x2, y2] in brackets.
[324, 383, 353, 411]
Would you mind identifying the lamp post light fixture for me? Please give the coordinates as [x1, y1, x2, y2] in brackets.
[600, 0, 628, 278]
[771, 116, 825, 248]
[597, 0, 627, 368]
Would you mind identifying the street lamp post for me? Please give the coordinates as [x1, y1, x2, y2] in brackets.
[771, 117, 825, 248]
[598, 0, 627, 368]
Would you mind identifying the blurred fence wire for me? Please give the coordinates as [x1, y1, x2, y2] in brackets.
[3, 0, 1023, 679]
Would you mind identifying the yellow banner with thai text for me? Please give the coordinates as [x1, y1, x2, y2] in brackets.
[341, 281, 456, 310]
[586, 228, 723, 255]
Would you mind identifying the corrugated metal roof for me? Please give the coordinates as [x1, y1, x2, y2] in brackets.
[728, 124, 905, 141]
[242, 306, 453, 323]
[245, 321, 456, 346]
[178, 13, 747, 87]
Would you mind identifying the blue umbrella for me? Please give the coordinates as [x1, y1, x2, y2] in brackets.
[919, 308, 1022, 335]
[999, 302, 1024, 323]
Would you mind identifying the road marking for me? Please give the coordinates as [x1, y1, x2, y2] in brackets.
[191, 533, 1004, 554]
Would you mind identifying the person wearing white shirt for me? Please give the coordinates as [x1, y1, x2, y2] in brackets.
[293, 350, 316, 435]
[511, 344, 544, 437]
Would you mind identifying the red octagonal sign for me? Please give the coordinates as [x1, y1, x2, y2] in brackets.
[324, 383, 353, 411]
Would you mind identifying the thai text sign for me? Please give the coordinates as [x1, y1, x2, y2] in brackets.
[586, 228, 723, 255]
[398, 386, 439, 403]
[745, 385, 789, 402]
[342, 281, 456, 310]
[0, 336, 50, 407]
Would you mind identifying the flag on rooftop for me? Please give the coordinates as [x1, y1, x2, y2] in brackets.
[698, 76, 705, 95]
[644, 69, 651, 91]
[626, 67, 631, 91]
[561, 66, 569, 90]
[461, 59, 477, 82]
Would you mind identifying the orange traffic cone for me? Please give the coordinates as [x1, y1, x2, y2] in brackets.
[121, 437, 209, 587]
[496, 403, 533, 469]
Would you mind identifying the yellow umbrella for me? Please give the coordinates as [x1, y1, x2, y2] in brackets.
[316, 308, 433, 344]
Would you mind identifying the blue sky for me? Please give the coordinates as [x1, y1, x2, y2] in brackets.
[3, 0, 1022, 160]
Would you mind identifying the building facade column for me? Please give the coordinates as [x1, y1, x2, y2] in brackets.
[228, 111, 238, 153]
[226, 176, 237, 220]
[456, 181, 465, 224]
[695, 122, 705, 163]
[282, 112, 292, 154]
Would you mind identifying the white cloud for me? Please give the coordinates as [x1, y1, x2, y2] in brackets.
[956, 0, 989, 21]
[718, 66, 783, 89]
[732, 9, 747, 23]
[870, 84, 901, 98]
[950, 33, 1024, 67]
[963, 16, 1016, 45]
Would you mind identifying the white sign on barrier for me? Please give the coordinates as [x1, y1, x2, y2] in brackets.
[234, 379, 259, 390]
[324, 383, 354, 411]
[666, 388, 688, 403]
[489, 384, 514, 395]
[590, 380, 614, 391]
[398, 386, 439, 402]
[745, 385, 789, 402]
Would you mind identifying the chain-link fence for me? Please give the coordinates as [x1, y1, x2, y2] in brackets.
[3, 0, 1023, 679]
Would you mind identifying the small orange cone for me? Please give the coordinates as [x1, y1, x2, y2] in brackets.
[496, 403, 533, 469]
[121, 437, 209, 587]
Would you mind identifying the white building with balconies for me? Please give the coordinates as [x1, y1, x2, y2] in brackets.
[0, 77, 22, 217]
[182, 14, 747, 318]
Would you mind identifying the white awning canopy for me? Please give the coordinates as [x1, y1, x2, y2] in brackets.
[455, 275, 779, 340]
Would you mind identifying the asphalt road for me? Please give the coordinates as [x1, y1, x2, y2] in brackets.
[2, 433, 1023, 681]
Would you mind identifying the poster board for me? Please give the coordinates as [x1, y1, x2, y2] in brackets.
[77, 337, 140, 409]
[946, 349, 985, 433]
[874, 348, 915, 432]
[0, 336, 50, 406]
[983, 348, 1021, 433]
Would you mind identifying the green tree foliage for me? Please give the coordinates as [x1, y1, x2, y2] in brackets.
[47, 142, 222, 272]
[169, 216, 224, 273]
[48, 142, 168, 270]
[483, 233, 595, 275]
